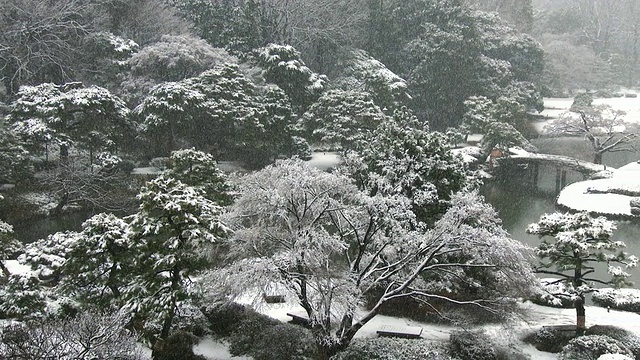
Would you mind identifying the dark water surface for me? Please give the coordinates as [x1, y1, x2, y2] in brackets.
[482, 137, 640, 287]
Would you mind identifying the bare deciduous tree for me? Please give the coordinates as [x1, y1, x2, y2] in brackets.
[0, 310, 145, 359]
[545, 104, 638, 164]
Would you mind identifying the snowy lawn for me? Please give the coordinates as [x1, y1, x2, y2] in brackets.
[5, 260, 640, 359]
[557, 161, 640, 218]
[190, 300, 640, 360]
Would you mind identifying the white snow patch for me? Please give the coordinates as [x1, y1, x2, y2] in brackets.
[4, 259, 32, 275]
[306, 152, 341, 170]
[193, 337, 252, 360]
[557, 161, 640, 217]
[131, 167, 162, 175]
[598, 354, 635, 360]
[452, 146, 482, 164]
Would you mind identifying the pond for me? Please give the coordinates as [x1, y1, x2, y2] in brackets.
[482, 136, 640, 288]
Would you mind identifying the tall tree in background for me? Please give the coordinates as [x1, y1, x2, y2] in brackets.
[170, 0, 369, 71]
[465, 0, 534, 33]
[0, 0, 98, 95]
[9, 83, 133, 163]
[341, 108, 469, 224]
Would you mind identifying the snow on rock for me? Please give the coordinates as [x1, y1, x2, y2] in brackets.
[557, 161, 640, 218]
[452, 146, 482, 165]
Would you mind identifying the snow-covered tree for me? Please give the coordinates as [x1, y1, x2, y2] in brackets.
[462, 95, 531, 160]
[134, 81, 206, 155]
[341, 108, 469, 224]
[254, 43, 327, 113]
[301, 89, 387, 149]
[125, 175, 228, 340]
[527, 212, 639, 335]
[545, 104, 638, 164]
[216, 159, 535, 359]
[332, 48, 410, 112]
[0, 120, 32, 184]
[0, 309, 144, 359]
[136, 63, 304, 166]
[59, 213, 132, 308]
[121, 34, 236, 105]
[164, 148, 232, 204]
[9, 83, 134, 163]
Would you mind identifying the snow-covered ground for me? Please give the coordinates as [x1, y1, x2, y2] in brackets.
[187, 300, 640, 360]
[305, 152, 341, 170]
[557, 161, 640, 217]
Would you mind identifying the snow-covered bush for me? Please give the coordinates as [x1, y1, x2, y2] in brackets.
[331, 338, 451, 360]
[0, 273, 47, 319]
[559, 335, 633, 360]
[587, 325, 640, 359]
[201, 301, 250, 337]
[523, 326, 575, 353]
[228, 312, 281, 356]
[152, 331, 206, 360]
[530, 278, 575, 308]
[252, 323, 316, 360]
[449, 330, 497, 360]
[592, 288, 640, 313]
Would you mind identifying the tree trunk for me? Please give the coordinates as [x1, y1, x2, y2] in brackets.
[593, 151, 603, 165]
[60, 143, 69, 164]
[576, 296, 586, 336]
[314, 333, 348, 360]
[0, 260, 11, 278]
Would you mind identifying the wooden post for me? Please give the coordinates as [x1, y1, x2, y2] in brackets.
[555, 167, 562, 194]
[561, 170, 567, 188]
[532, 163, 539, 188]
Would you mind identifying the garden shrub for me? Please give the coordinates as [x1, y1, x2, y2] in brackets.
[587, 325, 640, 359]
[522, 326, 575, 353]
[449, 330, 497, 360]
[570, 92, 593, 111]
[201, 302, 251, 337]
[331, 337, 452, 360]
[558, 335, 633, 360]
[252, 323, 316, 360]
[172, 304, 210, 337]
[152, 331, 207, 360]
[227, 312, 280, 356]
[592, 288, 640, 313]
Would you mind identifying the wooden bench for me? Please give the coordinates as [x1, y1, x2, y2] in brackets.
[286, 311, 311, 327]
[376, 324, 423, 339]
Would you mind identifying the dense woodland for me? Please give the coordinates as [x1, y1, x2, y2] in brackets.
[0, 1, 639, 359]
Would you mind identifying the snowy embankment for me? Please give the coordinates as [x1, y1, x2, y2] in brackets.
[557, 161, 640, 218]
